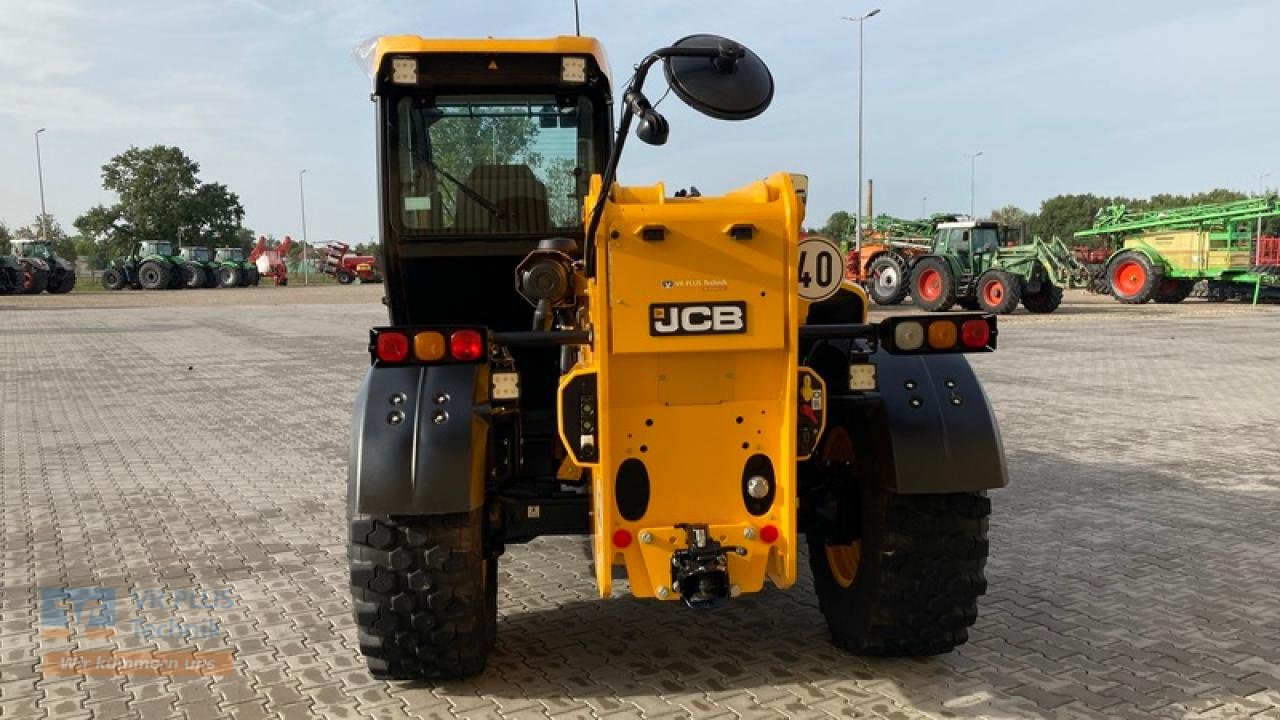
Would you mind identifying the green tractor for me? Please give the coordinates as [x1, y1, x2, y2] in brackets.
[102, 241, 185, 290]
[177, 246, 221, 289]
[13, 239, 76, 294]
[212, 247, 259, 288]
[909, 220, 1078, 314]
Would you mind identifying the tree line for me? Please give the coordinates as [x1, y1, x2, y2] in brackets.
[816, 187, 1279, 242]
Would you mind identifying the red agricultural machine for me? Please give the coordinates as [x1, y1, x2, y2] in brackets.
[1257, 236, 1280, 272]
[249, 236, 293, 286]
[322, 242, 382, 284]
[845, 214, 960, 305]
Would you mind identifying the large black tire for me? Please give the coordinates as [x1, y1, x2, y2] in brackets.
[0, 264, 22, 294]
[336, 269, 355, 285]
[911, 258, 957, 312]
[1107, 251, 1161, 304]
[350, 511, 497, 680]
[102, 268, 126, 291]
[167, 263, 184, 288]
[1153, 278, 1194, 304]
[203, 267, 220, 288]
[47, 270, 76, 294]
[866, 254, 910, 306]
[1021, 283, 1063, 313]
[138, 260, 171, 290]
[975, 270, 1022, 315]
[219, 266, 242, 288]
[246, 266, 260, 287]
[805, 423, 989, 656]
[181, 263, 205, 289]
[808, 490, 990, 656]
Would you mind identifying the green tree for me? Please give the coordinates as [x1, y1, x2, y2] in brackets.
[75, 145, 245, 257]
[820, 211, 855, 242]
[73, 236, 108, 269]
[0, 222, 10, 255]
[1028, 194, 1112, 240]
[990, 205, 1030, 229]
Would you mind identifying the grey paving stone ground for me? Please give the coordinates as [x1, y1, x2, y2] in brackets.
[2, 289, 1279, 719]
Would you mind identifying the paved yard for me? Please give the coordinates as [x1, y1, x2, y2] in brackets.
[2, 288, 1279, 719]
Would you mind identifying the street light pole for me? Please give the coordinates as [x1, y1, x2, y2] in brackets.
[299, 169, 309, 285]
[1259, 173, 1272, 243]
[842, 8, 880, 254]
[34, 128, 48, 243]
[922, 196, 927, 218]
[968, 151, 984, 218]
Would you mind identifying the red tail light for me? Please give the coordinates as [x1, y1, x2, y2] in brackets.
[960, 319, 991, 349]
[612, 529, 633, 548]
[450, 330, 485, 361]
[759, 524, 779, 544]
[375, 331, 410, 362]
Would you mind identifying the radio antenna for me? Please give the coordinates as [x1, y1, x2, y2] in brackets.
[573, 0, 581, 35]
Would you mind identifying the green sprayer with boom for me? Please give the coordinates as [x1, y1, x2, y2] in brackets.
[1074, 195, 1280, 303]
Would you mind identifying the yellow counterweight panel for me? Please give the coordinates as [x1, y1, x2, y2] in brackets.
[568, 173, 805, 599]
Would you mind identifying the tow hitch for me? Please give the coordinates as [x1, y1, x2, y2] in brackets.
[671, 523, 747, 609]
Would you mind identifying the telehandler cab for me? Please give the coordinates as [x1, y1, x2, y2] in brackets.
[348, 34, 1007, 680]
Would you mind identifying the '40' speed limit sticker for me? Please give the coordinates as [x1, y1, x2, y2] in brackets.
[797, 236, 843, 302]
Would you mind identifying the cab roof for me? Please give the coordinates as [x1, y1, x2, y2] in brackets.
[370, 35, 611, 88]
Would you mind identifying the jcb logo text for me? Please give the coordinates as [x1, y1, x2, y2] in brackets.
[649, 302, 747, 336]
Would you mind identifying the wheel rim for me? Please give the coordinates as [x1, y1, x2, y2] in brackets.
[874, 266, 899, 292]
[917, 269, 942, 301]
[982, 279, 1004, 305]
[821, 427, 861, 589]
[1114, 259, 1145, 296]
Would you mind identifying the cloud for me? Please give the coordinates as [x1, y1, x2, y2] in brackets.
[0, 0, 92, 79]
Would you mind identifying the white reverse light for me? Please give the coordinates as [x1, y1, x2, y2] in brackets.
[391, 57, 418, 84]
[492, 372, 520, 401]
[893, 321, 925, 352]
[561, 56, 587, 83]
[849, 364, 877, 391]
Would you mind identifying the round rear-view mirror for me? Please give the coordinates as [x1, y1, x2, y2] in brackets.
[662, 34, 773, 121]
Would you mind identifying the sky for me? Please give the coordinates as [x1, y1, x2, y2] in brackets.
[1, 0, 1278, 242]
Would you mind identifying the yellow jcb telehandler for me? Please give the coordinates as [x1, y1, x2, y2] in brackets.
[347, 33, 1007, 679]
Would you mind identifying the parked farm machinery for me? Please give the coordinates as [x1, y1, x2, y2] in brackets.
[249, 235, 292, 286]
[322, 242, 381, 284]
[101, 242, 261, 290]
[847, 214, 958, 305]
[12, 239, 76, 294]
[177, 246, 221, 288]
[102, 241, 185, 290]
[213, 247, 259, 287]
[909, 220, 1084, 314]
[1074, 195, 1280, 303]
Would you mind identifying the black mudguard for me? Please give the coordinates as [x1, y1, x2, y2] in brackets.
[347, 364, 489, 516]
[846, 350, 1007, 494]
